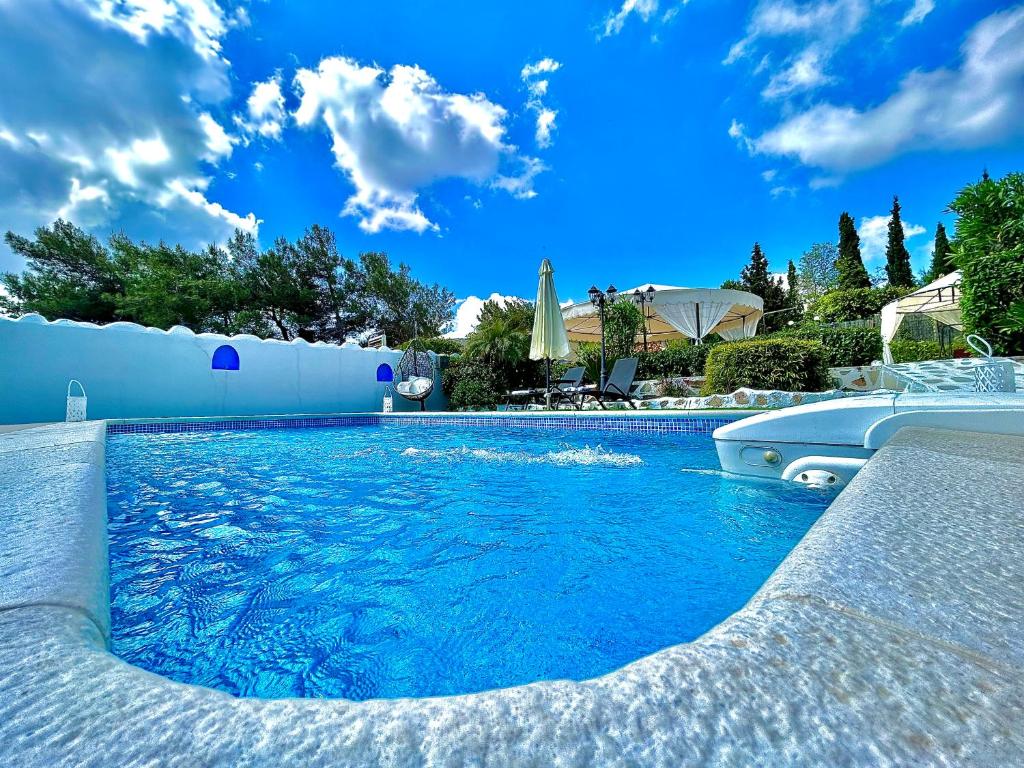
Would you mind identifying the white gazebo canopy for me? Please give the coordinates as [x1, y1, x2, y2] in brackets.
[561, 284, 764, 345]
[880, 270, 962, 363]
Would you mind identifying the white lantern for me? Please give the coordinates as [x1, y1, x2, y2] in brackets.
[66, 379, 88, 422]
[382, 385, 394, 413]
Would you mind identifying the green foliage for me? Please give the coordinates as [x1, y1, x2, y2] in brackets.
[1, 220, 123, 322]
[836, 212, 871, 290]
[462, 299, 540, 392]
[924, 222, 954, 283]
[889, 339, 942, 363]
[0, 219, 454, 346]
[399, 336, 463, 355]
[999, 301, 1024, 334]
[807, 286, 904, 322]
[798, 241, 840, 298]
[702, 338, 830, 395]
[442, 356, 503, 410]
[636, 339, 717, 379]
[727, 242, 790, 332]
[782, 324, 882, 367]
[885, 196, 915, 288]
[948, 171, 1024, 354]
[573, 341, 603, 386]
[604, 299, 643, 358]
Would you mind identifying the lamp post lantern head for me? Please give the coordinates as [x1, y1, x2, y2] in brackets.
[588, 285, 601, 305]
[606, 285, 617, 303]
[644, 285, 656, 303]
[631, 289, 642, 304]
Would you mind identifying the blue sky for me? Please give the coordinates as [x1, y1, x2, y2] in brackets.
[2, 1, 1023, 333]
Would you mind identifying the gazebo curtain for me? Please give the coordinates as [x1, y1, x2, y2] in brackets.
[655, 301, 732, 342]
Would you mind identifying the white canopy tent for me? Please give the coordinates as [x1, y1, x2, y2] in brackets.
[880, 271, 963, 363]
[561, 285, 763, 345]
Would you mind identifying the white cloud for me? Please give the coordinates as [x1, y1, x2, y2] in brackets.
[762, 48, 833, 100]
[521, 58, 562, 79]
[761, 168, 778, 181]
[726, 0, 869, 99]
[0, 0, 259, 271]
[199, 112, 236, 159]
[749, 6, 1024, 172]
[444, 293, 524, 338]
[600, 0, 659, 38]
[521, 58, 563, 149]
[858, 213, 926, 262]
[293, 56, 534, 234]
[240, 75, 286, 139]
[491, 156, 547, 200]
[900, 0, 935, 28]
[769, 185, 797, 198]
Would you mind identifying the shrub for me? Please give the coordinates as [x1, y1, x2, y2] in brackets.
[636, 339, 718, 379]
[702, 338, 831, 395]
[949, 171, 1024, 354]
[807, 286, 904, 323]
[888, 339, 943, 363]
[442, 356, 503, 410]
[781, 324, 882, 367]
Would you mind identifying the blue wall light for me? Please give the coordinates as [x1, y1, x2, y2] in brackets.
[212, 345, 240, 371]
[376, 363, 394, 382]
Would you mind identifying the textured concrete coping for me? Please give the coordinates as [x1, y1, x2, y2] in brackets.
[1, 423, 1023, 766]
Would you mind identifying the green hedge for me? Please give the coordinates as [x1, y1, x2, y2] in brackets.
[779, 324, 882, 367]
[888, 339, 941, 363]
[807, 286, 904, 323]
[702, 338, 831, 395]
[636, 339, 718, 379]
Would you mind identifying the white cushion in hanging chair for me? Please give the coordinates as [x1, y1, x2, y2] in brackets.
[397, 376, 433, 398]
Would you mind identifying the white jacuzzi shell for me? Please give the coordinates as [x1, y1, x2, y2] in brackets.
[713, 392, 1024, 483]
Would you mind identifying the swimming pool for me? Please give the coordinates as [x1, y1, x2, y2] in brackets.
[106, 422, 833, 700]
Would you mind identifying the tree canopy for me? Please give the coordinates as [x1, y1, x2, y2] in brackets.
[798, 242, 840, 298]
[836, 212, 871, 290]
[726, 242, 789, 332]
[884, 196, 915, 288]
[924, 222, 954, 283]
[0, 219, 454, 346]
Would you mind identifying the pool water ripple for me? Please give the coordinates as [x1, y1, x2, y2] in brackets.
[107, 423, 833, 700]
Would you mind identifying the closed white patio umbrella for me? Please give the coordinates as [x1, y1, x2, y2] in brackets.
[529, 259, 571, 394]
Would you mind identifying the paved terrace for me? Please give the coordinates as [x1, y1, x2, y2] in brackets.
[0, 420, 1022, 766]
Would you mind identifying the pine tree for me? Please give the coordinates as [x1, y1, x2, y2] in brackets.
[925, 222, 954, 282]
[836, 212, 871, 290]
[739, 242, 788, 331]
[885, 195, 914, 288]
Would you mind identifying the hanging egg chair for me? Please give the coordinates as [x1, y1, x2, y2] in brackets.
[393, 340, 435, 411]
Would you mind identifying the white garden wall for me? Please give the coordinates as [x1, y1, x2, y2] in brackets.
[0, 315, 445, 424]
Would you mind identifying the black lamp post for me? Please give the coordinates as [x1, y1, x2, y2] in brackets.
[631, 285, 657, 352]
[588, 284, 618, 389]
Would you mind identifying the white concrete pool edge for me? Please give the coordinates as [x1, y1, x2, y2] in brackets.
[1, 421, 1022, 766]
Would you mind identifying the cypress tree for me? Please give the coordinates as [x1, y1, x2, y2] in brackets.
[786, 259, 799, 306]
[885, 195, 914, 288]
[934, 222, 953, 276]
[836, 212, 871, 289]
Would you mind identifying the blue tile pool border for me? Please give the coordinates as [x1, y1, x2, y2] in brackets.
[105, 413, 747, 436]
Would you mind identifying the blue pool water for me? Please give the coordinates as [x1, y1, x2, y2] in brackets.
[107, 423, 833, 700]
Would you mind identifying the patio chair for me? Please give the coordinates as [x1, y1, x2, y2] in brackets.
[506, 366, 586, 409]
[546, 366, 586, 408]
[572, 357, 639, 409]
